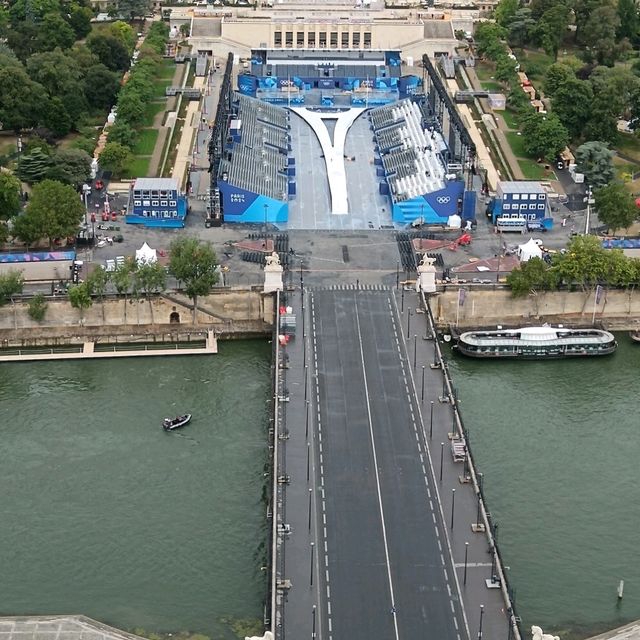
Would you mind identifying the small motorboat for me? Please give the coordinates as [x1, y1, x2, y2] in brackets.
[163, 414, 192, 431]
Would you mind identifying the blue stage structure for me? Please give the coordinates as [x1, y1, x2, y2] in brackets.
[239, 49, 421, 108]
[370, 97, 475, 226]
[126, 178, 188, 228]
[216, 94, 292, 224]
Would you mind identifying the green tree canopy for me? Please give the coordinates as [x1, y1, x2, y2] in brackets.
[0, 173, 22, 219]
[507, 8, 536, 48]
[494, 0, 519, 26]
[0, 270, 24, 306]
[107, 122, 138, 149]
[521, 112, 569, 162]
[594, 181, 638, 234]
[552, 77, 593, 140]
[169, 237, 219, 321]
[18, 148, 53, 184]
[579, 5, 624, 66]
[20, 179, 84, 247]
[36, 12, 76, 51]
[98, 142, 132, 176]
[86, 33, 130, 71]
[84, 64, 120, 110]
[68, 282, 92, 317]
[506, 257, 557, 297]
[575, 141, 615, 188]
[45, 148, 92, 188]
[108, 20, 137, 54]
[68, 4, 93, 39]
[617, 0, 640, 42]
[533, 4, 570, 59]
[543, 63, 575, 98]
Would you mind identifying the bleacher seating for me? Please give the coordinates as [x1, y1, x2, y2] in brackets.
[370, 98, 447, 203]
[219, 93, 290, 202]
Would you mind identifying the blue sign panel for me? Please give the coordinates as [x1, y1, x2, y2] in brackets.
[218, 181, 261, 216]
[238, 74, 258, 96]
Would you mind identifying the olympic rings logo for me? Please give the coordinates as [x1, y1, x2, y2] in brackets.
[436, 196, 451, 204]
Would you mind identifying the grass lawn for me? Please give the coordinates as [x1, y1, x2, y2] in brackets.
[475, 62, 496, 82]
[616, 132, 640, 164]
[124, 156, 151, 178]
[505, 130, 528, 157]
[158, 60, 177, 79]
[481, 81, 503, 92]
[142, 100, 166, 127]
[500, 109, 520, 130]
[133, 128, 159, 155]
[518, 159, 549, 180]
[152, 78, 170, 99]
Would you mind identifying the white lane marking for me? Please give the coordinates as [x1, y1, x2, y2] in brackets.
[354, 295, 401, 640]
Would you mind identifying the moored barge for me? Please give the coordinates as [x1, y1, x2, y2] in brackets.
[455, 326, 617, 359]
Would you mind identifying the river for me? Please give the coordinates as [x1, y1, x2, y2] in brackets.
[0, 342, 272, 639]
[2, 334, 639, 639]
[447, 335, 640, 637]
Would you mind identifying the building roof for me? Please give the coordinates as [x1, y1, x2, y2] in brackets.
[133, 178, 179, 191]
[498, 181, 546, 194]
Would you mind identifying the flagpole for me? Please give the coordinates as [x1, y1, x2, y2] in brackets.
[456, 289, 460, 328]
[591, 289, 598, 325]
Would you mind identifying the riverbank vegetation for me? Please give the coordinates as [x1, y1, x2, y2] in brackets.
[507, 236, 640, 297]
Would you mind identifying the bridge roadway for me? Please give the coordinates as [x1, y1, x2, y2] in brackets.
[275, 284, 513, 640]
[310, 287, 465, 639]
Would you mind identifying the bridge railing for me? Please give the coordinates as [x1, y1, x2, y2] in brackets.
[420, 289, 523, 640]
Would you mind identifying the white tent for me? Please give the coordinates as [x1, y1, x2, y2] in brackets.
[448, 213, 462, 229]
[518, 238, 543, 262]
[136, 242, 158, 265]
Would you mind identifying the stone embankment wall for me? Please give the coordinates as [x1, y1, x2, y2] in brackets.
[435, 287, 640, 330]
[0, 289, 275, 346]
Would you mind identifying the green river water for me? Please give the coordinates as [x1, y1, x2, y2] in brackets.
[1, 336, 639, 639]
[0, 342, 272, 639]
[447, 335, 640, 637]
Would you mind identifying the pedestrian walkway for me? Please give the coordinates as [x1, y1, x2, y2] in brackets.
[0, 616, 145, 640]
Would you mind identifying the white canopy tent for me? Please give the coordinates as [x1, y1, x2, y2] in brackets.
[447, 213, 462, 229]
[517, 238, 543, 262]
[136, 242, 158, 265]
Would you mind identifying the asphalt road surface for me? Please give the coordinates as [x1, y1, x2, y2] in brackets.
[308, 288, 466, 640]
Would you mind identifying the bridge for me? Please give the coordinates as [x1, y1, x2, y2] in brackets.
[269, 283, 521, 640]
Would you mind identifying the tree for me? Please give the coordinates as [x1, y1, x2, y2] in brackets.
[0, 270, 24, 306]
[28, 293, 48, 321]
[86, 265, 110, 321]
[579, 5, 623, 66]
[594, 181, 638, 233]
[21, 179, 85, 247]
[617, 0, 640, 42]
[506, 257, 557, 298]
[575, 0, 613, 44]
[575, 141, 615, 188]
[554, 235, 609, 294]
[530, 0, 567, 20]
[179, 23, 190, 38]
[107, 122, 138, 149]
[86, 33, 130, 72]
[116, 91, 145, 127]
[36, 13, 76, 52]
[44, 96, 72, 137]
[543, 63, 575, 98]
[552, 78, 593, 140]
[0, 64, 50, 131]
[134, 261, 166, 322]
[117, 0, 151, 20]
[98, 142, 132, 176]
[534, 4, 570, 60]
[68, 4, 93, 39]
[18, 148, 52, 184]
[474, 22, 507, 59]
[45, 148, 92, 188]
[169, 237, 219, 322]
[84, 64, 120, 110]
[521, 112, 569, 162]
[108, 20, 137, 54]
[494, 54, 518, 85]
[0, 173, 22, 219]
[507, 8, 536, 48]
[494, 0, 519, 26]
[112, 259, 133, 323]
[68, 282, 92, 321]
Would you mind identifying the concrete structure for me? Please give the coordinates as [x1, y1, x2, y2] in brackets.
[126, 178, 188, 228]
[263, 252, 284, 293]
[184, 7, 459, 60]
[0, 616, 146, 640]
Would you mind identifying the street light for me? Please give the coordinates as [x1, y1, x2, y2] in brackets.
[263, 203, 268, 238]
[478, 605, 485, 640]
[16, 135, 23, 200]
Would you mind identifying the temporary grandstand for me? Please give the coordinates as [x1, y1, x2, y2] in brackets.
[216, 94, 293, 224]
[369, 97, 469, 225]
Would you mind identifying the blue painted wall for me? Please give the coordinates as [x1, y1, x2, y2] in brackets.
[218, 181, 288, 223]
[391, 181, 464, 224]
